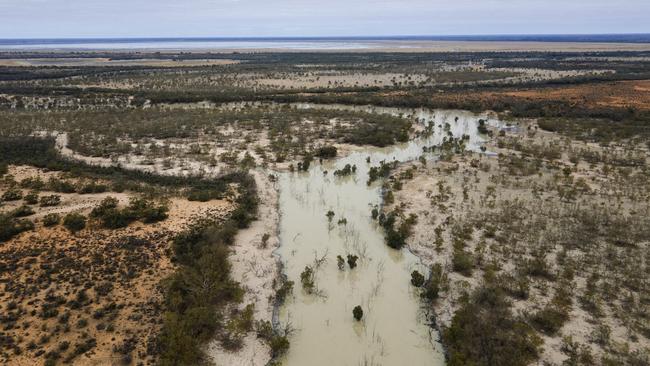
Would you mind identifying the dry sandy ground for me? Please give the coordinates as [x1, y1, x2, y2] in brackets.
[48, 131, 283, 365]
[0, 165, 234, 366]
[498, 79, 650, 111]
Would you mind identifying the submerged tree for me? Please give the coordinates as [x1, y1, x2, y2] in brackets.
[347, 255, 359, 269]
[353, 306, 363, 321]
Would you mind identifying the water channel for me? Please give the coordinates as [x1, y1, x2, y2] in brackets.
[274, 104, 499, 366]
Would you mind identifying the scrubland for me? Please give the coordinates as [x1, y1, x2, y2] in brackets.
[1, 49, 649, 366]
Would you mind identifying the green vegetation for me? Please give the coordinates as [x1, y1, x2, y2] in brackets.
[300, 266, 316, 294]
[42, 213, 61, 227]
[62, 213, 86, 233]
[157, 171, 258, 364]
[411, 270, 425, 287]
[39, 194, 61, 207]
[0, 213, 34, 242]
[90, 196, 168, 229]
[315, 145, 338, 159]
[443, 280, 542, 366]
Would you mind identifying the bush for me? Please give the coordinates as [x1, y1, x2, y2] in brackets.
[24, 191, 39, 205]
[91, 196, 168, 229]
[11, 205, 35, 217]
[39, 195, 61, 207]
[2, 188, 23, 201]
[411, 270, 425, 287]
[42, 213, 61, 227]
[353, 305, 363, 321]
[78, 182, 108, 194]
[443, 285, 542, 366]
[452, 249, 474, 276]
[300, 266, 315, 293]
[0, 214, 34, 242]
[530, 306, 569, 336]
[269, 335, 290, 358]
[63, 213, 86, 233]
[316, 145, 338, 159]
[47, 178, 76, 193]
[91, 196, 119, 217]
[423, 264, 444, 300]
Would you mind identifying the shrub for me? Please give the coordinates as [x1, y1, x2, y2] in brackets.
[39, 195, 61, 207]
[12, 205, 35, 217]
[353, 305, 363, 321]
[411, 270, 425, 287]
[269, 335, 290, 358]
[2, 188, 23, 201]
[63, 213, 86, 233]
[275, 280, 294, 305]
[127, 197, 169, 223]
[20, 176, 45, 190]
[337, 255, 345, 270]
[91, 196, 168, 229]
[42, 213, 61, 227]
[530, 306, 569, 336]
[78, 182, 108, 194]
[0, 214, 34, 242]
[423, 264, 444, 300]
[47, 178, 76, 193]
[300, 266, 315, 293]
[385, 228, 407, 249]
[91, 196, 119, 217]
[443, 285, 542, 366]
[24, 191, 39, 205]
[452, 249, 474, 276]
[316, 145, 338, 159]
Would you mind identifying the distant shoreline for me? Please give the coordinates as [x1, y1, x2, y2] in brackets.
[2, 40, 650, 53]
[2, 35, 650, 53]
[2, 34, 650, 45]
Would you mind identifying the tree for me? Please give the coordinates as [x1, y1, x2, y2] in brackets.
[353, 305, 363, 321]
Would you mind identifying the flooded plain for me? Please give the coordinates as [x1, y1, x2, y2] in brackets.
[275, 105, 498, 366]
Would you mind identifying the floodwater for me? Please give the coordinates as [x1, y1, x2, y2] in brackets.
[275, 105, 498, 366]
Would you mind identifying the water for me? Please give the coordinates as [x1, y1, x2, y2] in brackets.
[1, 35, 648, 51]
[275, 105, 498, 366]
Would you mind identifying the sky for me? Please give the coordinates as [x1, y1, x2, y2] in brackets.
[0, 0, 648, 38]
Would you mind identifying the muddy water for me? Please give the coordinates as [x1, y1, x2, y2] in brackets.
[275, 105, 498, 366]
